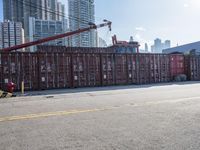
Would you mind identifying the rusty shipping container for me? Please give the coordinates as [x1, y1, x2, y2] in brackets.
[115, 54, 128, 85]
[157, 54, 170, 82]
[137, 54, 151, 84]
[185, 55, 200, 81]
[37, 52, 71, 90]
[101, 53, 116, 86]
[72, 53, 101, 88]
[145, 54, 170, 83]
[170, 54, 185, 80]
[0, 52, 38, 91]
[126, 54, 138, 84]
[1, 48, 198, 92]
[37, 46, 116, 53]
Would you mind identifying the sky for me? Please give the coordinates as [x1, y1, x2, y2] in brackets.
[1, 0, 200, 49]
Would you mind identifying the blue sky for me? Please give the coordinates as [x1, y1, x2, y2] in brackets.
[1, 0, 200, 48]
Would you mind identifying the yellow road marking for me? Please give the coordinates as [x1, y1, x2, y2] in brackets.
[1, 96, 198, 123]
[0, 108, 109, 123]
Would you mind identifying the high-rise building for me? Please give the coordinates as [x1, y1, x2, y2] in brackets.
[68, 0, 96, 47]
[164, 40, 171, 49]
[151, 38, 171, 53]
[0, 21, 24, 50]
[57, 2, 65, 21]
[154, 38, 162, 53]
[3, 0, 66, 42]
[151, 45, 155, 53]
[29, 17, 68, 52]
[145, 43, 148, 52]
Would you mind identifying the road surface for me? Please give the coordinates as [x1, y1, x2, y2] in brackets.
[0, 82, 200, 150]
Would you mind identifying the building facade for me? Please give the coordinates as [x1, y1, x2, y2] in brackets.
[68, 0, 97, 47]
[151, 38, 171, 53]
[163, 41, 200, 55]
[154, 38, 162, 53]
[3, 0, 65, 42]
[0, 21, 24, 50]
[164, 40, 171, 49]
[145, 43, 148, 52]
[29, 17, 68, 52]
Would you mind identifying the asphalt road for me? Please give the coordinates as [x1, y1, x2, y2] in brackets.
[1, 82, 200, 150]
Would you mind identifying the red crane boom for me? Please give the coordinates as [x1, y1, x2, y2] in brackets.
[1, 20, 112, 52]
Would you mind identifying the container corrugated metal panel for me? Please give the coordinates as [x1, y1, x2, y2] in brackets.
[101, 54, 115, 86]
[186, 55, 200, 81]
[149, 54, 159, 83]
[37, 46, 66, 53]
[37, 52, 71, 90]
[170, 54, 185, 79]
[72, 53, 101, 88]
[138, 54, 151, 84]
[86, 53, 101, 86]
[115, 54, 128, 85]
[21, 53, 39, 90]
[160, 54, 171, 82]
[184, 55, 190, 80]
[37, 46, 116, 53]
[38, 53, 57, 90]
[54, 53, 71, 88]
[0, 53, 38, 91]
[126, 54, 138, 84]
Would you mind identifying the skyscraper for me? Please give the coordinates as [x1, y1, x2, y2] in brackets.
[151, 38, 171, 53]
[3, 0, 65, 42]
[164, 40, 171, 49]
[154, 38, 162, 53]
[68, 0, 96, 47]
[29, 17, 68, 52]
[145, 43, 148, 52]
[0, 21, 24, 50]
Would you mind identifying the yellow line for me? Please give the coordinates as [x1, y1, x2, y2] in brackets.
[0, 108, 109, 123]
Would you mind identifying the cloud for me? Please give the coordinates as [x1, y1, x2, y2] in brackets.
[135, 27, 146, 31]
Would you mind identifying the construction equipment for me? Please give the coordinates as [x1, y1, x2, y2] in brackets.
[1, 20, 112, 52]
[111, 34, 140, 53]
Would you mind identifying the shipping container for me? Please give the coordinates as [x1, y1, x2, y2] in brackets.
[126, 54, 138, 84]
[160, 54, 171, 82]
[138, 54, 151, 84]
[170, 54, 185, 80]
[54, 53, 71, 88]
[37, 53, 72, 90]
[37, 46, 116, 53]
[115, 54, 128, 85]
[185, 55, 200, 81]
[0, 49, 197, 92]
[21, 53, 39, 90]
[72, 53, 101, 88]
[101, 53, 116, 86]
[0, 52, 38, 91]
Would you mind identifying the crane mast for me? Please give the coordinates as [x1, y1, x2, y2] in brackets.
[1, 20, 112, 52]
